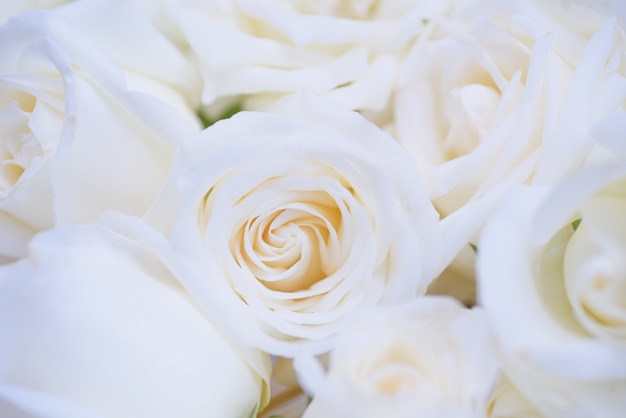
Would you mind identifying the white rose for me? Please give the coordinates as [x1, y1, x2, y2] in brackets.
[477, 164, 626, 417]
[295, 296, 499, 418]
[131, 0, 450, 114]
[149, 93, 443, 357]
[0, 221, 271, 417]
[392, 0, 626, 267]
[0, 10, 199, 263]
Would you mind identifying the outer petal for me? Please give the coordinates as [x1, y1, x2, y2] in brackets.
[52, 0, 202, 113]
[0, 222, 270, 417]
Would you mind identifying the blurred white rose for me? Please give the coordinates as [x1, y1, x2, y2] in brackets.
[393, 0, 626, 267]
[0, 221, 271, 417]
[130, 0, 452, 114]
[477, 164, 626, 417]
[149, 93, 443, 357]
[295, 296, 498, 418]
[0, 10, 199, 263]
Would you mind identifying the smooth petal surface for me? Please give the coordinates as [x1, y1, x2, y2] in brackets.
[53, 0, 202, 115]
[0, 222, 269, 418]
[0, 0, 68, 24]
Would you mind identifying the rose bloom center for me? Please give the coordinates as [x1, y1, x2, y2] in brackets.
[230, 186, 345, 294]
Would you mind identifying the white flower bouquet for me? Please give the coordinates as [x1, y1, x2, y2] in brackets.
[0, 0, 624, 417]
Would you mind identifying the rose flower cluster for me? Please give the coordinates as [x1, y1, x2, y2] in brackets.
[0, 1, 625, 417]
